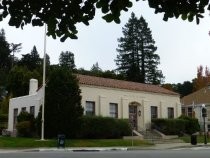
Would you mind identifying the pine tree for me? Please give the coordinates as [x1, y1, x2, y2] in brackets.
[45, 68, 83, 138]
[59, 51, 76, 70]
[90, 62, 102, 76]
[115, 13, 164, 84]
[0, 29, 11, 72]
[18, 46, 41, 71]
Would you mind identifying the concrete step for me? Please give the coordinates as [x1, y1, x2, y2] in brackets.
[139, 130, 162, 139]
[145, 138, 185, 144]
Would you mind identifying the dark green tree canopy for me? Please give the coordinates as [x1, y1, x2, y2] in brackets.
[18, 46, 41, 71]
[90, 62, 102, 74]
[45, 68, 83, 138]
[7, 66, 41, 97]
[115, 13, 164, 84]
[59, 51, 76, 70]
[0, 0, 208, 41]
[0, 29, 11, 71]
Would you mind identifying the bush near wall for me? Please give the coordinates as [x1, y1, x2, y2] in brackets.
[178, 115, 200, 134]
[16, 111, 36, 137]
[152, 116, 200, 135]
[152, 118, 186, 135]
[79, 116, 132, 139]
[0, 114, 8, 134]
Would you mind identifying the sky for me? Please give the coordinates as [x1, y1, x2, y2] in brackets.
[1, 1, 210, 84]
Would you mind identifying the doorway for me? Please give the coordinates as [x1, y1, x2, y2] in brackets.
[129, 105, 138, 130]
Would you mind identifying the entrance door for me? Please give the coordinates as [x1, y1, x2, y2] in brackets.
[129, 105, 137, 130]
[13, 108, 18, 130]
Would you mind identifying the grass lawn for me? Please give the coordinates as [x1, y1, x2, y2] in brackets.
[180, 135, 210, 143]
[0, 136, 153, 148]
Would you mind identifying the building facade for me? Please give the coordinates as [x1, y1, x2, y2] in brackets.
[181, 86, 210, 131]
[8, 74, 181, 133]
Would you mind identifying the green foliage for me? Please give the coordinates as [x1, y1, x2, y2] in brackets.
[0, 113, 8, 134]
[18, 46, 41, 71]
[77, 68, 125, 80]
[1, 0, 208, 41]
[79, 116, 132, 139]
[0, 29, 11, 89]
[147, 0, 208, 24]
[152, 116, 200, 135]
[115, 13, 164, 84]
[0, 95, 9, 114]
[17, 111, 34, 123]
[0, 29, 11, 71]
[35, 106, 42, 137]
[16, 111, 35, 137]
[45, 67, 83, 138]
[16, 121, 32, 137]
[90, 62, 102, 75]
[0, 0, 133, 41]
[178, 115, 200, 134]
[7, 66, 41, 97]
[162, 81, 193, 98]
[59, 51, 76, 70]
[0, 113, 8, 122]
[152, 118, 186, 135]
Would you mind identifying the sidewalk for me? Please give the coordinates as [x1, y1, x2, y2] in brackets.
[0, 143, 210, 153]
[130, 143, 210, 150]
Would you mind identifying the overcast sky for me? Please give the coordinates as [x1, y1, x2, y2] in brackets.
[1, 1, 210, 84]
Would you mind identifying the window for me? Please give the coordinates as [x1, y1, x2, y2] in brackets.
[109, 103, 118, 118]
[181, 107, 186, 116]
[30, 106, 35, 116]
[151, 106, 158, 119]
[187, 107, 193, 117]
[21, 107, 26, 112]
[85, 101, 95, 116]
[168, 107, 174, 119]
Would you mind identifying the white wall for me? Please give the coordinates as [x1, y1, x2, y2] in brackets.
[8, 82, 181, 132]
[8, 88, 43, 131]
[80, 84, 181, 130]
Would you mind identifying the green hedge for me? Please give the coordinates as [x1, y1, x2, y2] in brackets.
[178, 115, 200, 134]
[152, 116, 200, 135]
[0, 114, 8, 132]
[16, 121, 32, 137]
[16, 112, 36, 137]
[0, 114, 8, 122]
[78, 116, 132, 139]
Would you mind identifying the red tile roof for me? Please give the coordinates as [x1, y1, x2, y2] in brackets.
[77, 74, 179, 96]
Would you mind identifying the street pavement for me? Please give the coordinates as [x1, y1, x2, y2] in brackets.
[1, 143, 210, 153]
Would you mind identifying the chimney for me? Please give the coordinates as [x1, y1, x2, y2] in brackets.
[29, 79, 38, 95]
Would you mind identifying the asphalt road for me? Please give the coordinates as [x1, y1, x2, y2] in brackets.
[1, 149, 210, 158]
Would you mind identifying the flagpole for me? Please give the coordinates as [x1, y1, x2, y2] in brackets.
[41, 24, 47, 140]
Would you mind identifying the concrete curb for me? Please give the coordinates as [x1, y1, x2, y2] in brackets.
[1, 143, 210, 153]
[25, 147, 128, 152]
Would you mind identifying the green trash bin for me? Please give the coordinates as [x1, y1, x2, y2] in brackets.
[191, 135, 197, 145]
[57, 134, 65, 148]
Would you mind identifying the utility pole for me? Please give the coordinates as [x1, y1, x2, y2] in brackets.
[41, 24, 47, 140]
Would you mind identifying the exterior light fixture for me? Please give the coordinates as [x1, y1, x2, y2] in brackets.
[138, 110, 141, 116]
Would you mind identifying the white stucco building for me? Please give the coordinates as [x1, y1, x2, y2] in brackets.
[181, 86, 210, 131]
[8, 74, 181, 133]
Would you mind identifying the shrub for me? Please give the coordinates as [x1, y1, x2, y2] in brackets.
[152, 118, 187, 135]
[0, 113, 8, 135]
[16, 121, 32, 137]
[79, 116, 131, 139]
[152, 116, 200, 135]
[17, 111, 34, 122]
[16, 111, 35, 137]
[178, 115, 200, 134]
